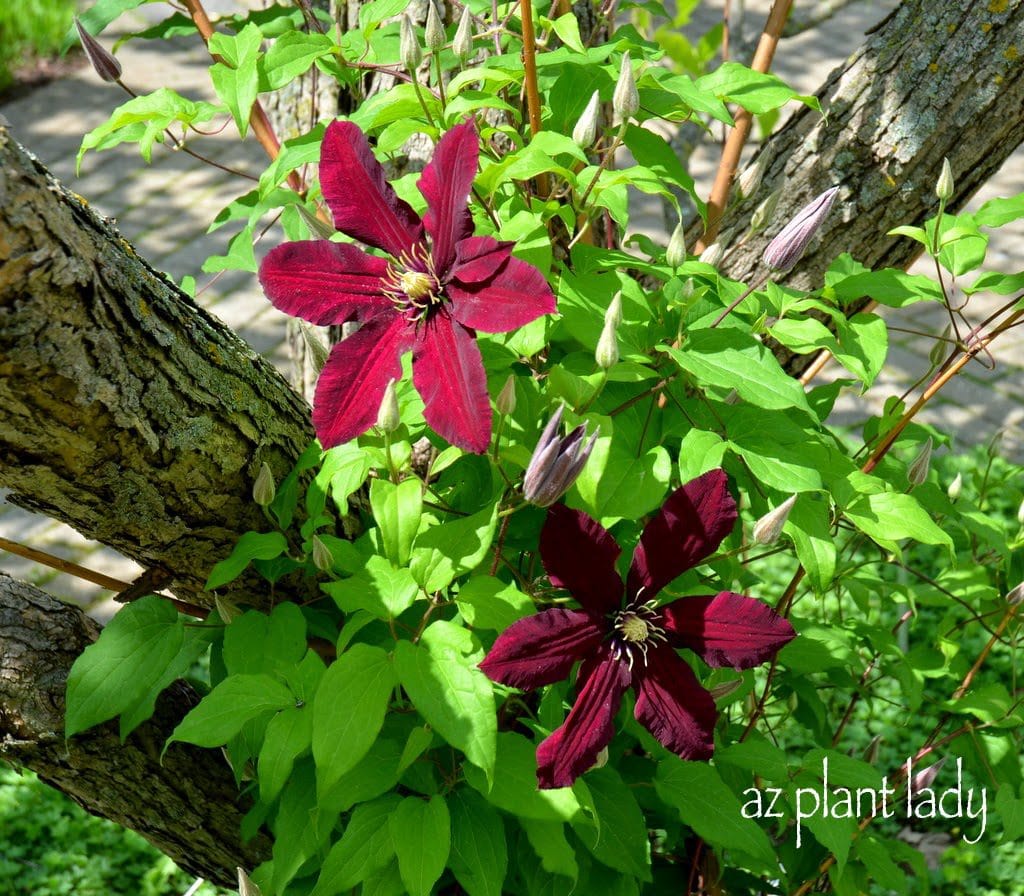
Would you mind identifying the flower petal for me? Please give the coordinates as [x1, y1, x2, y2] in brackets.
[535, 649, 632, 789]
[259, 240, 391, 325]
[448, 250, 557, 334]
[478, 609, 604, 690]
[627, 469, 738, 601]
[540, 504, 624, 617]
[312, 312, 413, 448]
[661, 592, 796, 668]
[448, 235, 514, 284]
[419, 120, 478, 275]
[412, 311, 491, 453]
[319, 120, 424, 257]
[633, 645, 716, 760]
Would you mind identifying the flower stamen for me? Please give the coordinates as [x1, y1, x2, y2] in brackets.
[382, 243, 443, 322]
[610, 600, 666, 669]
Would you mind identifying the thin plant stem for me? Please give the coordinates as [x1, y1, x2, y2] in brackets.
[695, 0, 794, 252]
[0, 535, 130, 593]
[520, 0, 543, 137]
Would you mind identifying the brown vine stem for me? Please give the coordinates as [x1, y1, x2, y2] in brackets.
[0, 536, 130, 593]
[952, 601, 1020, 701]
[694, 0, 794, 253]
[519, 0, 550, 198]
[181, 0, 305, 197]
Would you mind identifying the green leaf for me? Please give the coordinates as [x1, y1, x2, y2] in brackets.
[520, 818, 578, 880]
[572, 767, 651, 880]
[456, 576, 534, 630]
[312, 795, 401, 896]
[61, 0, 150, 52]
[410, 502, 499, 593]
[996, 783, 1024, 841]
[677, 429, 727, 482]
[258, 703, 313, 804]
[666, 329, 813, 415]
[370, 478, 422, 567]
[655, 760, 777, 867]
[697, 61, 819, 114]
[786, 494, 838, 593]
[550, 12, 585, 53]
[206, 531, 289, 590]
[209, 23, 262, 136]
[223, 603, 307, 676]
[260, 30, 335, 90]
[976, 193, 1024, 227]
[323, 555, 420, 621]
[464, 732, 582, 822]
[166, 674, 294, 749]
[390, 795, 451, 896]
[394, 622, 496, 781]
[313, 644, 396, 793]
[836, 473, 953, 555]
[448, 789, 509, 896]
[829, 269, 944, 308]
[573, 437, 672, 524]
[65, 596, 213, 738]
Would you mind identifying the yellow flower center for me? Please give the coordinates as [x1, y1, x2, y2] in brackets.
[619, 614, 649, 643]
[400, 270, 434, 301]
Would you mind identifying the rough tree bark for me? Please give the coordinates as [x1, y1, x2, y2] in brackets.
[0, 126, 314, 610]
[0, 574, 271, 886]
[704, 0, 1024, 346]
[2, 0, 1024, 886]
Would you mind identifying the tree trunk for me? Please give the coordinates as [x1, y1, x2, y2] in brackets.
[0, 126, 314, 610]
[705, 0, 1024, 364]
[0, 573, 271, 886]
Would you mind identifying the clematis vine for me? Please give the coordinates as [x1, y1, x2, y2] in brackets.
[259, 119, 556, 453]
[480, 469, 796, 788]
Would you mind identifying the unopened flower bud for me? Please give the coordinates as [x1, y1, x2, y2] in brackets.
[666, 218, 687, 269]
[453, 5, 474, 60]
[297, 320, 330, 374]
[1018, 497, 1024, 526]
[907, 437, 932, 486]
[930, 324, 954, 367]
[946, 472, 963, 502]
[605, 291, 623, 327]
[572, 90, 601, 149]
[296, 203, 336, 241]
[736, 155, 767, 200]
[613, 52, 639, 122]
[698, 241, 724, 267]
[862, 734, 882, 766]
[708, 678, 742, 700]
[752, 494, 797, 545]
[75, 18, 122, 83]
[750, 186, 783, 234]
[523, 406, 599, 507]
[496, 374, 517, 415]
[215, 595, 243, 624]
[909, 759, 945, 797]
[762, 186, 840, 273]
[424, 3, 446, 52]
[595, 318, 619, 370]
[311, 535, 333, 572]
[253, 462, 276, 507]
[936, 158, 954, 202]
[238, 866, 263, 896]
[1006, 582, 1024, 605]
[400, 14, 423, 70]
[588, 746, 609, 771]
[377, 379, 400, 433]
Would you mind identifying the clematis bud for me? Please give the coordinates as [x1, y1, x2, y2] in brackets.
[749, 186, 783, 234]
[238, 867, 263, 896]
[377, 379, 400, 433]
[523, 405, 599, 507]
[75, 17, 122, 83]
[496, 374, 517, 415]
[752, 494, 797, 545]
[946, 472, 963, 502]
[1006, 582, 1024, 606]
[295, 203, 336, 241]
[907, 437, 932, 486]
[215, 595, 243, 624]
[253, 462, 276, 507]
[762, 186, 840, 272]
[400, 14, 423, 70]
[666, 217, 687, 269]
[595, 295, 621, 370]
[936, 158, 954, 202]
[909, 758, 945, 798]
[424, 2, 446, 52]
[930, 324, 954, 367]
[1018, 497, 1024, 526]
[708, 678, 743, 700]
[588, 746, 609, 771]
[453, 5, 474, 60]
[613, 52, 639, 122]
[736, 155, 767, 200]
[862, 734, 882, 766]
[698, 241, 724, 267]
[311, 535, 333, 572]
[572, 90, 601, 150]
[605, 290, 623, 327]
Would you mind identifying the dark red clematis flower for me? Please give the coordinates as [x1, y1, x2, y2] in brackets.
[258, 119, 556, 453]
[479, 469, 796, 789]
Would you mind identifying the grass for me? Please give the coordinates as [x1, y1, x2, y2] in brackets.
[0, 0, 78, 92]
[0, 762, 223, 896]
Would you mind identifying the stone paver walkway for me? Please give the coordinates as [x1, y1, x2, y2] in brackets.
[2, 0, 1022, 617]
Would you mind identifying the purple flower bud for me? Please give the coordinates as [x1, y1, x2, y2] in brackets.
[909, 758, 945, 797]
[762, 186, 840, 273]
[75, 17, 122, 83]
[523, 406, 599, 507]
